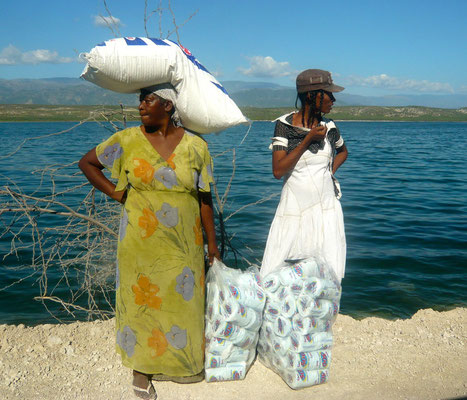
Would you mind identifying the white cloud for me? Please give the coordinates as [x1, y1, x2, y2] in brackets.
[238, 56, 295, 78]
[0, 45, 74, 65]
[342, 73, 454, 93]
[94, 15, 122, 28]
[210, 70, 223, 78]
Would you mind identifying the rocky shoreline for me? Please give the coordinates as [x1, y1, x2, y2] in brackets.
[1, 307, 466, 400]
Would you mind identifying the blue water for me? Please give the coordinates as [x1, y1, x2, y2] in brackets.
[1, 121, 466, 324]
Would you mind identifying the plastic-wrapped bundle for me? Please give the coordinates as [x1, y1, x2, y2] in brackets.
[258, 256, 341, 390]
[205, 259, 265, 382]
[80, 37, 248, 134]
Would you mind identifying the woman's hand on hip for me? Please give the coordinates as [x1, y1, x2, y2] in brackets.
[79, 147, 123, 203]
[111, 189, 127, 204]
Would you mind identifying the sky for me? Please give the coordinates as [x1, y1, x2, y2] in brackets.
[0, 0, 466, 96]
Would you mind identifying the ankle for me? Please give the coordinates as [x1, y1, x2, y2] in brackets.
[133, 370, 151, 389]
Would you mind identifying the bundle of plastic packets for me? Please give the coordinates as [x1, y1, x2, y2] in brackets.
[257, 256, 341, 389]
[204, 259, 265, 382]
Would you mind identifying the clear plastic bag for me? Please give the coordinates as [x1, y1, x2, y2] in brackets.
[205, 259, 265, 382]
[258, 255, 341, 390]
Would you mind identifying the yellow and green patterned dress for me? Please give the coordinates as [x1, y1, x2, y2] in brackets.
[96, 126, 213, 376]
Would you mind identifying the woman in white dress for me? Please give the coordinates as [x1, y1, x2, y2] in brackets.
[261, 69, 348, 283]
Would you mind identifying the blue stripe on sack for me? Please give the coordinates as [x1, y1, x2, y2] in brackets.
[211, 82, 229, 95]
[166, 40, 229, 96]
[124, 37, 147, 46]
[147, 38, 170, 46]
[187, 54, 210, 74]
[168, 40, 211, 74]
[96, 42, 106, 47]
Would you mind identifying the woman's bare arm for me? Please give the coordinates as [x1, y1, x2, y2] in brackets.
[332, 144, 348, 174]
[199, 191, 220, 264]
[272, 125, 327, 179]
[78, 148, 126, 203]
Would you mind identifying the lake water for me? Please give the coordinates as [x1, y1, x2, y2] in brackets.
[1, 120, 466, 324]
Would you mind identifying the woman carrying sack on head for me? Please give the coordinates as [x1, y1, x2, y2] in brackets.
[261, 69, 348, 283]
[79, 83, 220, 400]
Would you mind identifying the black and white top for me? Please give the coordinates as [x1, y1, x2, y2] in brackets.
[271, 112, 344, 155]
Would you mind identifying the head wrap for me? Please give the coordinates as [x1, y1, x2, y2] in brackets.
[141, 83, 181, 126]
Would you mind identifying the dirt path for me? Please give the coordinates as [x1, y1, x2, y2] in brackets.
[1, 307, 465, 400]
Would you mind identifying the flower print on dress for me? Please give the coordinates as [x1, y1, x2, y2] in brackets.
[166, 153, 176, 170]
[156, 203, 179, 228]
[148, 328, 168, 358]
[154, 166, 177, 189]
[132, 275, 163, 310]
[133, 158, 155, 184]
[98, 143, 123, 169]
[116, 326, 137, 357]
[175, 267, 195, 301]
[119, 208, 129, 241]
[200, 271, 205, 294]
[165, 325, 187, 350]
[138, 208, 158, 239]
[193, 216, 203, 246]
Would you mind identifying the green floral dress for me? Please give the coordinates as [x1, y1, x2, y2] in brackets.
[96, 126, 213, 376]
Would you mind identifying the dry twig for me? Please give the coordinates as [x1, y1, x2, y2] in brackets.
[100, 0, 122, 37]
[0, 1, 268, 321]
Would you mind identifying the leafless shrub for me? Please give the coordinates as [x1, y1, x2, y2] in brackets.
[143, 0, 198, 41]
[0, 109, 133, 321]
[0, 102, 266, 321]
[0, 1, 269, 321]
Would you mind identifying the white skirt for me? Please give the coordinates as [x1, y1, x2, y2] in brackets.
[261, 150, 346, 282]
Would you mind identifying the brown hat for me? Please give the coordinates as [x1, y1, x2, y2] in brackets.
[296, 69, 344, 93]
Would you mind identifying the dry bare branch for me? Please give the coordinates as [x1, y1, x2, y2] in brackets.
[101, 0, 122, 37]
[0, 2, 266, 322]
[221, 148, 236, 208]
[224, 192, 280, 222]
[0, 119, 93, 161]
[1, 188, 118, 237]
[166, 0, 198, 43]
[144, 0, 164, 37]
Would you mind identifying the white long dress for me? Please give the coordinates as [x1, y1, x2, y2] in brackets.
[260, 113, 346, 282]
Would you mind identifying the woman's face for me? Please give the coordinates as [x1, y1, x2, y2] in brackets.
[138, 92, 168, 127]
[317, 91, 335, 114]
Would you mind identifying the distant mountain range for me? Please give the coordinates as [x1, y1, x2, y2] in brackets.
[1, 78, 466, 109]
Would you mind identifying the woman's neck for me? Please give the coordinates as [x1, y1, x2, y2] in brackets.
[296, 106, 322, 128]
[143, 120, 175, 137]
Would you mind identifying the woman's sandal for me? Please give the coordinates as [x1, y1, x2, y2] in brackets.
[133, 381, 156, 400]
[133, 372, 157, 400]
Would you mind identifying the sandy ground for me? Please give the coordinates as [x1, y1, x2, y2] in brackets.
[0, 307, 465, 400]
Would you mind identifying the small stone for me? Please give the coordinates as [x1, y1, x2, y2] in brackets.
[42, 325, 56, 333]
[33, 344, 45, 352]
[47, 336, 62, 346]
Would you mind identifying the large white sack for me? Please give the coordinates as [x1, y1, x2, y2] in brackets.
[80, 37, 249, 134]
